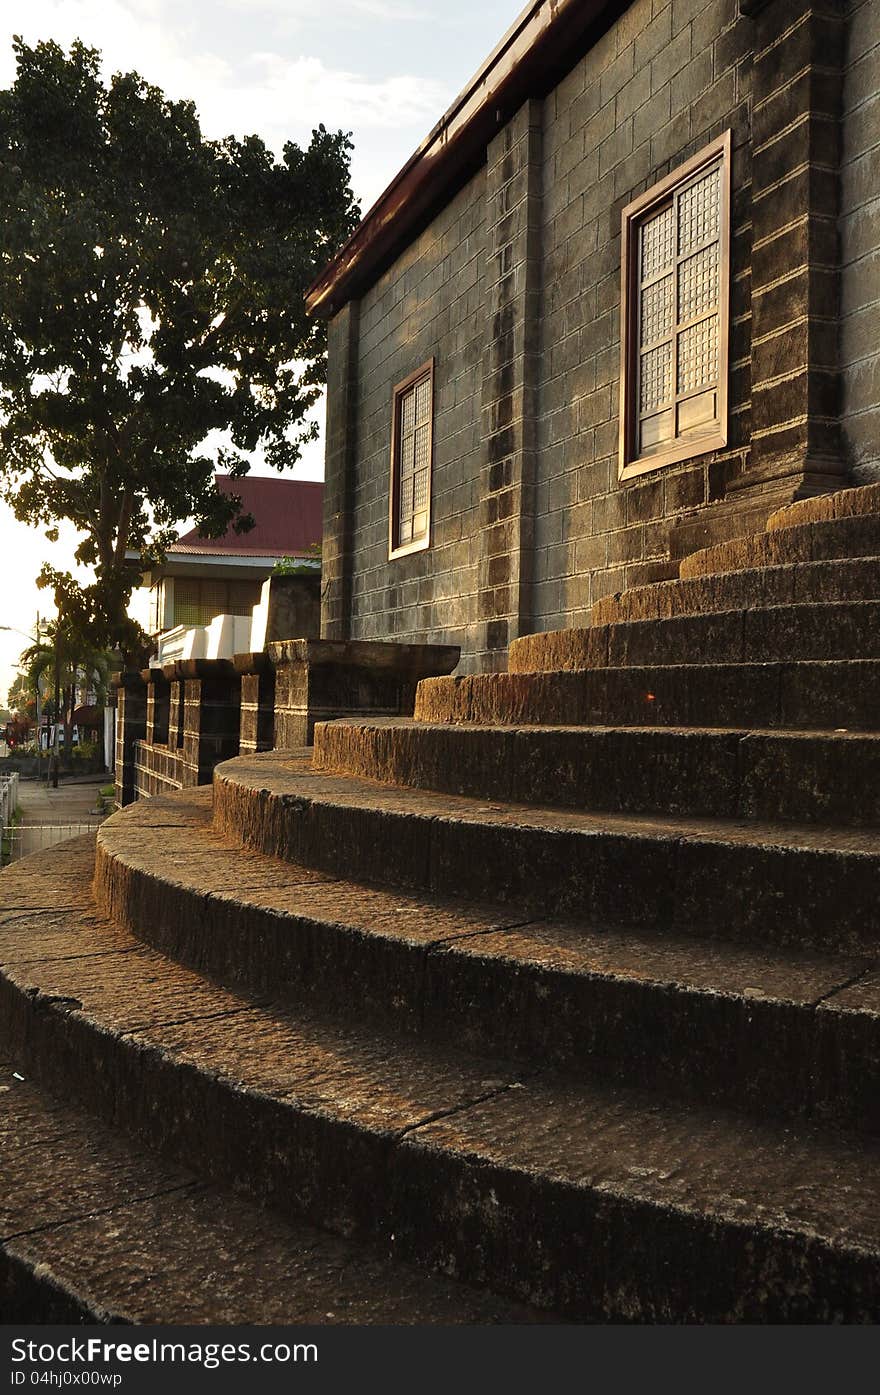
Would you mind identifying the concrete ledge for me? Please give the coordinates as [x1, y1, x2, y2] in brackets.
[414, 661, 880, 731]
[269, 638, 460, 675]
[313, 718, 880, 826]
[508, 602, 880, 673]
[212, 752, 880, 954]
[591, 557, 880, 626]
[270, 637, 461, 748]
[90, 792, 878, 1132]
[767, 481, 880, 532]
[680, 513, 880, 579]
[233, 650, 275, 676]
[6, 833, 880, 1321]
[160, 658, 237, 681]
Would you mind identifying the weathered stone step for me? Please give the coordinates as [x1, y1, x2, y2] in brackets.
[507, 602, 880, 675]
[591, 556, 880, 627]
[5, 839, 880, 1322]
[93, 794, 879, 1129]
[680, 511, 880, 580]
[313, 718, 880, 826]
[213, 753, 880, 954]
[766, 480, 880, 533]
[415, 660, 880, 731]
[0, 1062, 539, 1324]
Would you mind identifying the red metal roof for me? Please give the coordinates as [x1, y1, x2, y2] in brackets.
[171, 476, 323, 558]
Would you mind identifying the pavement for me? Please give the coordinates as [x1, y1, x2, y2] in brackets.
[9, 775, 109, 860]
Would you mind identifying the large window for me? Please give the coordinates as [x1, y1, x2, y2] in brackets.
[619, 132, 731, 480]
[389, 360, 433, 558]
[173, 577, 262, 629]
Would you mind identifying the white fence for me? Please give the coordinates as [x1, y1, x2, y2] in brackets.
[4, 820, 98, 863]
[0, 772, 19, 865]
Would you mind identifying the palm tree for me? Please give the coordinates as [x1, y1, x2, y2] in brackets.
[19, 622, 113, 764]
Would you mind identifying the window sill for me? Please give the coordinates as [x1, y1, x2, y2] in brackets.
[388, 534, 431, 561]
[619, 430, 727, 482]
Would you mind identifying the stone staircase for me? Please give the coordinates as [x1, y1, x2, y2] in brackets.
[3, 481, 880, 1322]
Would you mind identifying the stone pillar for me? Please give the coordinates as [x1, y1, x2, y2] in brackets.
[112, 671, 146, 808]
[167, 659, 241, 786]
[166, 669, 185, 751]
[142, 668, 171, 746]
[235, 653, 276, 755]
[321, 301, 360, 640]
[734, 0, 847, 505]
[270, 639, 460, 749]
[477, 98, 543, 671]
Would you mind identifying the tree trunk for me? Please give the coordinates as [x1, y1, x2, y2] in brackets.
[63, 684, 74, 767]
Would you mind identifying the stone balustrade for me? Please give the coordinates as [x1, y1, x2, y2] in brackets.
[113, 637, 460, 806]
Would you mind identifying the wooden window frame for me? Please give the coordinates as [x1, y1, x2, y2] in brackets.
[618, 130, 731, 482]
[388, 358, 434, 560]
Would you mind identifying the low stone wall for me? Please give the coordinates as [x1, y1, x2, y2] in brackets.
[133, 740, 187, 797]
[114, 638, 461, 806]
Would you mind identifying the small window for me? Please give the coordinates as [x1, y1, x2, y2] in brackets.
[389, 360, 433, 558]
[619, 132, 731, 480]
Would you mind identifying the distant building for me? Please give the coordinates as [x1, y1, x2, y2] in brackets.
[137, 475, 323, 662]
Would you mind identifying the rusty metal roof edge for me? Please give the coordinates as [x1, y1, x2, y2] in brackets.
[306, 0, 616, 319]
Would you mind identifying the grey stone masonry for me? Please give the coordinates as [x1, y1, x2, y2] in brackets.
[142, 667, 170, 747]
[317, 0, 871, 670]
[176, 660, 241, 788]
[112, 672, 146, 809]
[338, 171, 487, 667]
[476, 99, 543, 671]
[321, 302, 360, 640]
[262, 574, 321, 645]
[270, 639, 460, 748]
[234, 652, 276, 756]
[734, 0, 849, 504]
[840, 0, 880, 482]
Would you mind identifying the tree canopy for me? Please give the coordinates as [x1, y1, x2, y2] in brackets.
[0, 38, 359, 659]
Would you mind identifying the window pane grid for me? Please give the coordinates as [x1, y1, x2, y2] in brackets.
[393, 370, 432, 551]
[634, 159, 723, 454]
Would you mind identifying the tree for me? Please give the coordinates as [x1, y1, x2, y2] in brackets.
[19, 620, 113, 761]
[6, 671, 36, 719]
[0, 38, 359, 661]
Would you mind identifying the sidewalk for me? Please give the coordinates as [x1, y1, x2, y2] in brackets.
[9, 775, 108, 860]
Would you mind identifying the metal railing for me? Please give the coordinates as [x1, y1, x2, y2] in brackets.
[3, 820, 100, 863]
[0, 772, 19, 865]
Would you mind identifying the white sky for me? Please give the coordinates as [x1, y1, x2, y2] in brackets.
[0, 0, 524, 700]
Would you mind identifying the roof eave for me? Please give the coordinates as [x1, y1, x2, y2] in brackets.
[306, 0, 619, 319]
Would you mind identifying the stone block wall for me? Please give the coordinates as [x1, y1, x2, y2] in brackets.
[324, 172, 488, 662]
[841, 0, 880, 482]
[532, 0, 754, 631]
[115, 640, 460, 804]
[307, 0, 869, 671]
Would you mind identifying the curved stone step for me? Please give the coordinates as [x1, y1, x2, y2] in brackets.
[415, 661, 880, 731]
[508, 602, 880, 674]
[766, 481, 880, 533]
[591, 557, 880, 627]
[311, 718, 880, 826]
[212, 753, 880, 954]
[679, 512, 880, 580]
[92, 793, 879, 1130]
[0, 1063, 535, 1325]
[5, 837, 880, 1322]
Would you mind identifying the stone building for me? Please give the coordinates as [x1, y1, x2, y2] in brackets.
[312, 0, 879, 672]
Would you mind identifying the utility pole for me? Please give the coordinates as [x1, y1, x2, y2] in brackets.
[51, 624, 61, 790]
[33, 613, 42, 781]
